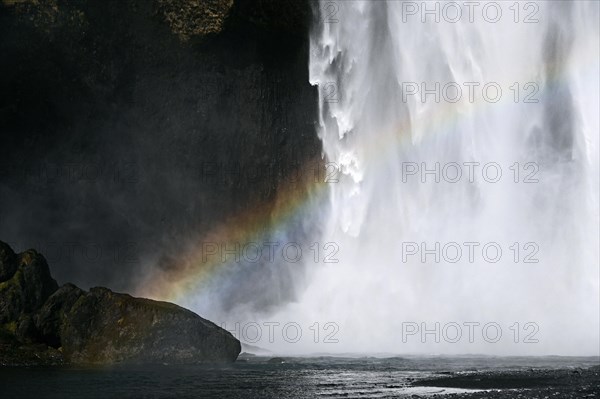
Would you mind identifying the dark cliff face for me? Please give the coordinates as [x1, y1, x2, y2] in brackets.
[0, 0, 320, 311]
[0, 241, 241, 365]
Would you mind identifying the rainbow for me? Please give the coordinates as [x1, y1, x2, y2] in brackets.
[138, 157, 331, 302]
[139, 35, 599, 305]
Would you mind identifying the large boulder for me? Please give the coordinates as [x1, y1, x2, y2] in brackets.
[54, 286, 240, 364]
[0, 241, 241, 365]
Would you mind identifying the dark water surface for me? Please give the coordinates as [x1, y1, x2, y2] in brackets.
[0, 356, 598, 398]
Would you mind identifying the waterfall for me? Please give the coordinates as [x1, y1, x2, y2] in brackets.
[267, 0, 599, 355]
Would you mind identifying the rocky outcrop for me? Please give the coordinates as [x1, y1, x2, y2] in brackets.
[0, 241, 240, 365]
[56, 286, 240, 364]
[0, 244, 59, 325]
[157, 0, 234, 41]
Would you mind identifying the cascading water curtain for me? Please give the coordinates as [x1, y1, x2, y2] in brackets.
[266, 0, 599, 355]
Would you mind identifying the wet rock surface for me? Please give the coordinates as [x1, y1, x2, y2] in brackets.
[0, 241, 240, 365]
[0, 247, 59, 325]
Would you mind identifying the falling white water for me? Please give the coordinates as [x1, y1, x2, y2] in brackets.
[263, 0, 600, 356]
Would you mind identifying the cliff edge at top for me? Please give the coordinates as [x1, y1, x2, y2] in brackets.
[1, 0, 311, 41]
